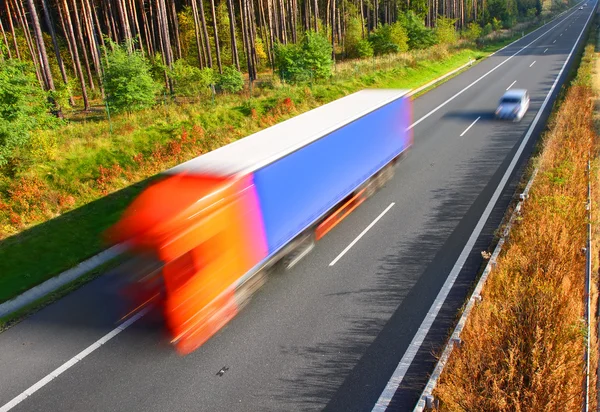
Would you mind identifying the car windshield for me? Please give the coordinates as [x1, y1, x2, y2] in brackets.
[501, 97, 521, 104]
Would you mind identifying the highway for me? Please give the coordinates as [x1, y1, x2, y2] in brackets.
[0, 3, 596, 411]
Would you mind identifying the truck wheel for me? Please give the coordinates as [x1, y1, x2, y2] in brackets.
[235, 270, 268, 310]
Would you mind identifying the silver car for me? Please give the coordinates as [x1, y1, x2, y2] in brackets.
[495, 89, 530, 122]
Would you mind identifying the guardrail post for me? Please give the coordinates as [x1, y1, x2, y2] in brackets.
[425, 395, 438, 409]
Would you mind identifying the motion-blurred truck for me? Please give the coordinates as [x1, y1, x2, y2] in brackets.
[108, 89, 413, 354]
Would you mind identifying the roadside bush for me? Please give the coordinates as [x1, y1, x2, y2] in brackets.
[169, 59, 215, 97]
[0, 60, 58, 168]
[345, 16, 364, 58]
[356, 39, 374, 57]
[435, 16, 458, 45]
[255, 38, 269, 69]
[103, 42, 161, 113]
[399, 11, 437, 49]
[464, 22, 483, 41]
[526, 7, 537, 19]
[492, 17, 502, 31]
[274, 31, 333, 83]
[216, 65, 244, 93]
[369, 22, 408, 55]
[482, 22, 493, 36]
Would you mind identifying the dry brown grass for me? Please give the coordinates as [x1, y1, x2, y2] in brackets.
[433, 43, 598, 410]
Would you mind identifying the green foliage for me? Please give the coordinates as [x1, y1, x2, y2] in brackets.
[274, 31, 333, 83]
[168, 59, 216, 97]
[526, 7, 537, 19]
[399, 11, 438, 49]
[435, 16, 458, 45]
[177, 6, 200, 66]
[369, 23, 409, 55]
[255, 38, 269, 69]
[0, 60, 58, 168]
[103, 43, 161, 113]
[482, 22, 493, 36]
[345, 17, 365, 58]
[216, 65, 244, 93]
[492, 17, 503, 31]
[464, 22, 483, 41]
[356, 39, 374, 57]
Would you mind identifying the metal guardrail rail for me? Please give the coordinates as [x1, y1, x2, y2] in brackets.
[413, 168, 539, 411]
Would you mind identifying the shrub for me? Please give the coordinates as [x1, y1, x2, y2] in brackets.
[465, 22, 483, 41]
[216, 65, 244, 93]
[399, 11, 437, 49]
[255, 38, 269, 69]
[274, 31, 333, 83]
[482, 22, 493, 36]
[344, 16, 364, 58]
[492, 17, 502, 31]
[356, 39, 374, 58]
[169, 59, 215, 97]
[103, 42, 161, 113]
[0, 60, 58, 168]
[435, 16, 458, 45]
[369, 23, 408, 55]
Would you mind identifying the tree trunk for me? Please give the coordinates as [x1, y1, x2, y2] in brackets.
[258, 0, 273, 66]
[190, 0, 205, 66]
[13, 0, 43, 85]
[106, 0, 119, 44]
[196, 0, 213, 68]
[140, 0, 155, 56]
[129, 0, 146, 53]
[82, 0, 102, 84]
[279, 0, 287, 43]
[331, 0, 335, 60]
[25, 0, 55, 93]
[156, 0, 174, 92]
[70, 0, 95, 90]
[239, 0, 251, 77]
[116, 0, 133, 49]
[0, 17, 10, 59]
[90, 0, 109, 62]
[226, 0, 240, 70]
[169, 0, 182, 59]
[313, 0, 318, 31]
[208, 0, 222, 72]
[239, 0, 251, 68]
[60, 0, 90, 110]
[6, 1, 20, 59]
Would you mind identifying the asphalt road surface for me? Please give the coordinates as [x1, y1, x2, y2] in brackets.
[0, 3, 597, 411]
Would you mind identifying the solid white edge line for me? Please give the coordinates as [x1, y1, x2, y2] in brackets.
[459, 116, 481, 137]
[506, 80, 517, 90]
[0, 308, 148, 412]
[372, 3, 595, 411]
[530, 60, 537, 67]
[329, 203, 395, 267]
[407, 5, 580, 131]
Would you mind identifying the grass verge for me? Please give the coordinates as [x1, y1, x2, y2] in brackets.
[433, 21, 599, 411]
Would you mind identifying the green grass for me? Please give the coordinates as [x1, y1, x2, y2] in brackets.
[0, 9, 574, 306]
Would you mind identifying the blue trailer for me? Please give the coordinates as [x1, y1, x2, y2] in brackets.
[169, 88, 413, 262]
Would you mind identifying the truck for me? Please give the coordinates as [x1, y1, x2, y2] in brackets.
[108, 89, 413, 354]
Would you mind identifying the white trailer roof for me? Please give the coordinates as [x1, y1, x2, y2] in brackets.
[166, 89, 410, 177]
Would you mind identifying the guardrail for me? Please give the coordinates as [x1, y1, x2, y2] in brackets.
[585, 157, 592, 412]
[413, 167, 539, 411]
